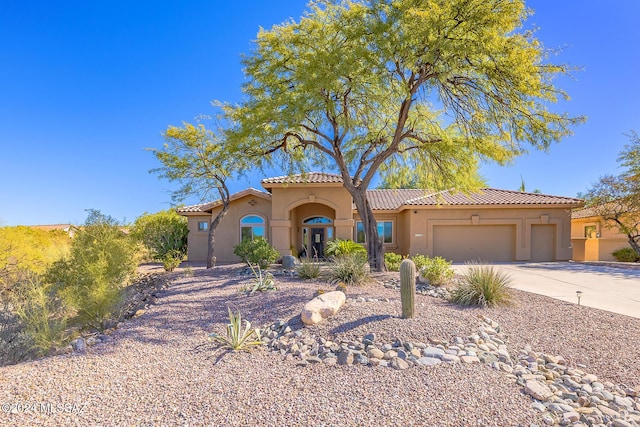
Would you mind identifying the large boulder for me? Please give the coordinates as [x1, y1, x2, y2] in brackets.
[301, 291, 346, 325]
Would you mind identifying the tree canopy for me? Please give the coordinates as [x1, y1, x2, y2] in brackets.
[584, 131, 640, 254]
[150, 121, 246, 268]
[224, 0, 583, 269]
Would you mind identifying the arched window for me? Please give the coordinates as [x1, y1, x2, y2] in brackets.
[240, 215, 265, 241]
[303, 216, 333, 224]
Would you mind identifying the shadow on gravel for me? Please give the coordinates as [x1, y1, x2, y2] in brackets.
[329, 314, 395, 334]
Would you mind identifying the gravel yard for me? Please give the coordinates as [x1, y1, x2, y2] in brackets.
[0, 263, 638, 426]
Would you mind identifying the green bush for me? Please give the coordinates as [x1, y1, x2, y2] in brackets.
[384, 252, 404, 271]
[450, 264, 514, 307]
[325, 239, 366, 257]
[12, 276, 69, 355]
[233, 237, 279, 270]
[130, 210, 188, 269]
[329, 253, 370, 286]
[297, 259, 320, 279]
[46, 210, 139, 330]
[162, 250, 183, 272]
[418, 256, 455, 286]
[612, 247, 639, 262]
[411, 254, 430, 271]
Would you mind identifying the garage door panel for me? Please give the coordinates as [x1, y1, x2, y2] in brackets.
[433, 225, 515, 262]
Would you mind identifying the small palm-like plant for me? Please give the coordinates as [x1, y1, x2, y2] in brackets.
[297, 259, 321, 279]
[208, 308, 263, 352]
[450, 263, 514, 307]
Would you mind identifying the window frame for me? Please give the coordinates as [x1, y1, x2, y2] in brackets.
[355, 220, 393, 244]
[240, 214, 266, 241]
[197, 221, 209, 232]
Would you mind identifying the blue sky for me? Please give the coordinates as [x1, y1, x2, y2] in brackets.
[1, 1, 638, 226]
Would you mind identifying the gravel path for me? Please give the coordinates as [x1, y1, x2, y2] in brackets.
[0, 263, 638, 426]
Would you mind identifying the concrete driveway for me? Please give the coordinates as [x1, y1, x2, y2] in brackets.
[452, 262, 640, 319]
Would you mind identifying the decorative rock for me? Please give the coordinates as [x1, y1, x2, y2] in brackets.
[525, 380, 555, 401]
[282, 255, 296, 270]
[391, 357, 410, 370]
[301, 291, 346, 325]
[422, 347, 445, 359]
[71, 337, 86, 352]
[337, 350, 354, 366]
[441, 354, 460, 364]
[461, 355, 480, 364]
[562, 411, 580, 424]
[367, 348, 385, 359]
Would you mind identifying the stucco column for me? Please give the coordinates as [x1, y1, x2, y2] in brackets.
[334, 218, 354, 240]
[271, 219, 292, 256]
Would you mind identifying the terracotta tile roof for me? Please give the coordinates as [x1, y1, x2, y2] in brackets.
[401, 188, 583, 208]
[572, 206, 599, 219]
[571, 201, 630, 219]
[364, 189, 427, 210]
[176, 188, 271, 213]
[262, 172, 343, 185]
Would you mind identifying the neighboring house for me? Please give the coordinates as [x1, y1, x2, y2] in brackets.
[30, 224, 77, 238]
[571, 206, 633, 261]
[177, 172, 582, 264]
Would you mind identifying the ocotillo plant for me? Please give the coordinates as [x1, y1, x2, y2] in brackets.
[400, 259, 416, 318]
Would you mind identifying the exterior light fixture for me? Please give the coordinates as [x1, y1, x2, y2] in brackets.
[576, 290, 583, 306]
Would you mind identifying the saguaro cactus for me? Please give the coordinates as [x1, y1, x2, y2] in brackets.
[400, 259, 416, 319]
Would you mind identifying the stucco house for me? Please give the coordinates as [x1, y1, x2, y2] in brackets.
[571, 206, 634, 261]
[177, 172, 582, 264]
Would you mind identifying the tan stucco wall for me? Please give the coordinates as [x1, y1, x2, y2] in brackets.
[406, 206, 573, 261]
[268, 183, 354, 256]
[185, 194, 272, 263]
[182, 184, 575, 263]
[571, 216, 631, 261]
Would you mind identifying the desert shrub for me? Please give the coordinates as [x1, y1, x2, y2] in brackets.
[411, 254, 429, 271]
[325, 239, 366, 257]
[162, 250, 183, 272]
[12, 276, 69, 355]
[209, 308, 263, 353]
[130, 210, 188, 269]
[233, 237, 279, 270]
[0, 298, 37, 366]
[384, 252, 403, 271]
[46, 210, 139, 330]
[297, 259, 320, 279]
[419, 256, 455, 286]
[330, 253, 370, 286]
[450, 264, 514, 307]
[240, 264, 277, 295]
[612, 247, 639, 262]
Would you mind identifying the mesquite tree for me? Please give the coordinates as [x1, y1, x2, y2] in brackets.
[225, 0, 583, 270]
[150, 122, 244, 268]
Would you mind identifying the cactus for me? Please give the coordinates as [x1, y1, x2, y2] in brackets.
[400, 259, 416, 319]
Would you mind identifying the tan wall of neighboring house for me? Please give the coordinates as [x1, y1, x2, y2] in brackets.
[571, 217, 630, 261]
[185, 194, 272, 263]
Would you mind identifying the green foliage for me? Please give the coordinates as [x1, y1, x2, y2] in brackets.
[233, 237, 279, 270]
[46, 210, 139, 329]
[240, 264, 277, 295]
[12, 276, 68, 355]
[208, 308, 263, 352]
[225, 0, 584, 271]
[325, 239, 366, 258]
[384, 252, 404, 272]
[450, 264, 514, 307]
[400, 259, 416, 319]
[418, 256, 455, 286]
[131, 210, 188, 267]
[411, 254, 430, 271]
[584, 131, 640, 256]
[162, 250, 184, 272]
[329, 253, 370, 286]
[297, 259, 320, 279]
[1, 226, 71, 292]
[612, 247, 639, 262]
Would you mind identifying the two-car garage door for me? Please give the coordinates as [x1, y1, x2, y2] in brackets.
[433, 225, 516, 262]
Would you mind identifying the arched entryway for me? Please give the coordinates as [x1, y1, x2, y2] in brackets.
[302, 216, 334, 258]
[289, 202, 336, 258]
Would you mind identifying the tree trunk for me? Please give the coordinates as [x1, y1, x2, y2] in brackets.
[350, 187, 385, 271]
[627, 234, 640, 257]
[206, 184, 231, 269]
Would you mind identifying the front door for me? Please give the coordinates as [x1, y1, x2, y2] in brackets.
[311, 228, 325, 258]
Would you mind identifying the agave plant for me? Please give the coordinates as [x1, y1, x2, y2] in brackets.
[243, 264, 277, 295]
[208, 307, 263, 352]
